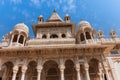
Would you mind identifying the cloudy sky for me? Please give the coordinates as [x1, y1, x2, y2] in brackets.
[0, 0, 120, 40]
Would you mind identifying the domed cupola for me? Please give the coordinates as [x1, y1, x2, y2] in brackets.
[10, 23, 29, 47]
[109, 30, 118, 38]
[97, 30, 104, 39]
[13, 23, 29, 35]
[64, 14, 70, 22]
[76, 20, 95, 44]
[78, 20, 92, 29]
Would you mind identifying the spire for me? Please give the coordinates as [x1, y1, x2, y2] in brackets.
[47, 9, 63, 22]
[53, 8, 56, 13]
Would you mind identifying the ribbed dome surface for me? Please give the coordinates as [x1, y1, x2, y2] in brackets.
[14, 23, 29, 33]
[78, 21, 91, 28]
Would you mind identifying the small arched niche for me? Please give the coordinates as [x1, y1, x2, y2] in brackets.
[80, 33, 85, 41]
[13, 34, 19, 42]
[85, 32, 91, 39]
[50, 34, 58, 38]
[61, 34, 66, 38]
[42, 34, 47, 39]
[18, 35, 24, 44]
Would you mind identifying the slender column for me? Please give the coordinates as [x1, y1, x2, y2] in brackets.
[59, 64, 65, 80]
[47, 33, 50, 39]
[108, 58, 117, 80]
[83, 32, 87, 41]
[90, 32, 93, 40]
[84, 63, 90, 80]
[12, 65, 19, 80]
[23, 37, 26, 45]
[17, 35, 20, 43]
[37, 65, 43, 80]
[21, 65, 27, 80]
[59, 33, 62, 38]
[98, 72, 102, 80]
[98, 63, 103, 80]
[75, 63, 81, 80]
[10, 34, 14, 45]
[105, 68, 110, 80]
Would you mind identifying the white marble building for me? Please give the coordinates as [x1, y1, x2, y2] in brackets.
[0, 9, 120, 80]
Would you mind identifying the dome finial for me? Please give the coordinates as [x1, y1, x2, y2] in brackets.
[22, 21, 24, 24]
[53, 8, 56, 13]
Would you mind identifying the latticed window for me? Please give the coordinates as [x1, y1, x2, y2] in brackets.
[18, 35, 24, 44]
[80, 33, 85, 41]
[13, 34, 18, 42]
[85, 32, 91, 39]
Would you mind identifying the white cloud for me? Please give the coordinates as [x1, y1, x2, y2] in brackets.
[10, 0, 22, 4]
[1, 0, 5, 5]
[30, 0, 41, 7]
[29, 0, 76, 13]
[61, 0, 76, 13]
[22, 10, 30, 19]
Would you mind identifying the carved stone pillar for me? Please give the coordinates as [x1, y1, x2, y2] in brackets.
[84, 63, 90, 80]
[98, 73, 102, 80]
[98, 63, 103, 80]
[17, 35, 20, 43]
[21, 65, 27, 80]
[10, 34, 14, 45]
[83, 32, 87, 41]
[37, 65, 43, 80]
[75, 63, 81, 80]
[12, 65, 19, 80]
[90, 32, 93, 39]
[105, 68, 110, 80]
[23, 37, 26, 45]
[59, 33, 62, 38]
[59, 64, 65, 80]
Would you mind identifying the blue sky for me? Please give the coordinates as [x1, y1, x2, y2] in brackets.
[0, 0, 120, 40]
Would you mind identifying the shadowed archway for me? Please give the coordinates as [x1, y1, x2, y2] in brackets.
[89, 58, 99, 80]
[0, 62, 14, 80]
[65, 60, 77, 80]
[26, 61, 37, 80]
[42, 60, 60, 80]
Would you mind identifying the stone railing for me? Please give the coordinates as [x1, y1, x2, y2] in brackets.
[26, 38, 75, 46]
[80, 38, 120, 44]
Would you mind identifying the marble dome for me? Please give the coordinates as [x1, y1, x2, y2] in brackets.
[78, 20, 91, 28]
[13, 23, 29, 34]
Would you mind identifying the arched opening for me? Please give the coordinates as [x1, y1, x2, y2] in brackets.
[61, 34, 66, 38]
[65, 60, 76, 80]
[50, 34, 58, 38]
[26, 61, 37, 80]
[42, 34, 47, 39]
[18, 35, 24, 44]
[0, 62, 14, 80]
[80, 33, 85, 41]
[42, 60, 59, 80]
[89, 58, 99, 80]
[85, 32, 91, 39]
[13, 34, 18, 42]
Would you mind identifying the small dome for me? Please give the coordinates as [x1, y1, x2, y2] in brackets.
[109, 30, 116, 35]
[38, 15, 43, 18]
[78, 20, 91, 28]
[65, 14, 69, 17]
[13, 23, 29, 34]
